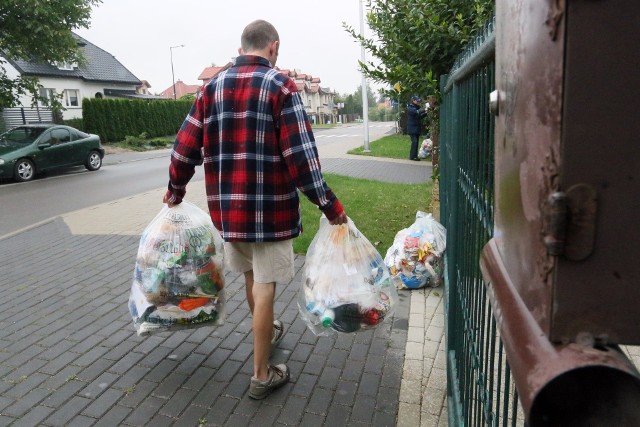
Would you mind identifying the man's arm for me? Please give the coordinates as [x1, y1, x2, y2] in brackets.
[277, 91, 346, 224]
[164, 93, 205, 206]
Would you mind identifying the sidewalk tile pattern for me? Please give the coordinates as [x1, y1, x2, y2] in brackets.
[0, 203, 413, 426]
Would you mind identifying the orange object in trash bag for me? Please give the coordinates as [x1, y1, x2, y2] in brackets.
[178, 297, 210, 311]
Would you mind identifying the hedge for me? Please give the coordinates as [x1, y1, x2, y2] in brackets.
[82, 98, 193, 142]
[63, 117, 85, 131]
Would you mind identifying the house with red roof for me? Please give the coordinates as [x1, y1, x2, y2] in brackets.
[158, 80, 201, 99]
[193, 62, 338, 124]
[277, 68, 337, 124]
[198, 62, 233, 86]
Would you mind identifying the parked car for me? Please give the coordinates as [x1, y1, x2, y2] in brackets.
[0, 124, 104, 182]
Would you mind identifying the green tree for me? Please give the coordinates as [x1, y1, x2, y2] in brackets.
[0, 0, 102, 108]
[344, 0, 493, 101]
[339, 85, 376, 115]
[343, 94, 356, 115]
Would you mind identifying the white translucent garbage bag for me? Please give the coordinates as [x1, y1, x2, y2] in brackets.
[298, 216, 398, 337]
[418, 138, 433, 159]
[384, 211, 446, 290]
[128, 201, 226, 336]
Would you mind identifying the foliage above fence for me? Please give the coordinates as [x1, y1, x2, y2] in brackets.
[346, 0, 494, 101]
[82, 98, 192, 142]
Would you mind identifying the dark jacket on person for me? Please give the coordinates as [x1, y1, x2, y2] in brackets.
[406, 103, 427, 135]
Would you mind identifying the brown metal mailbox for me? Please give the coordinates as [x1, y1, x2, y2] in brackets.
[491, 0, 640, 348]
[484, 0, 640, 423]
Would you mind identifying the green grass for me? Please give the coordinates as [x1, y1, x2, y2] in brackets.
[348, 134, 409, 159]
[293, 173, 433, 255]
[106, 135, 175, 151]
[347, 133, 431, 162]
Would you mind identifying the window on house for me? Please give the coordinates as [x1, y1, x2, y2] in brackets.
[38, 88, 56, 106]
[56, 62, 77, 70]
[64, 89, 79, 107]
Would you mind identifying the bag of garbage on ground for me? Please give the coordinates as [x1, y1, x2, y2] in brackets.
[418, 138, 433, 159]
[384, 211, 446, 290]
[128, 201, 226, 336]
[298, 216, 398, 337]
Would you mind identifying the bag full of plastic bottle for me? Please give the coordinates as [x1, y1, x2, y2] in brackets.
[128, 201, 226, 336]
[298, 215, 398, 336]
[384, 211, 446, 290]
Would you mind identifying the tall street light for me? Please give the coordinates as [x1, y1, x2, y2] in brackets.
[170, 44, 185, 100]
[359, 0, 370, 152]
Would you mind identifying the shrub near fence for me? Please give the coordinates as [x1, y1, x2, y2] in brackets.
[63, 118, 84, 131]
[82, 98, 192, 142]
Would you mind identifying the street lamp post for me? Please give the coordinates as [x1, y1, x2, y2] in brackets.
[170, 44, 185, 100]
[359, 0, 370, 152]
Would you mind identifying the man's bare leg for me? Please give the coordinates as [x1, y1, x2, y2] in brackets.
[248, 272, 275, 380]
[244, 270, 255, 314]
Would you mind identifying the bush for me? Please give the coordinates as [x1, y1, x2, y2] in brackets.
[122, 134, 171, 150]
[83, 98, 191, 142]
[63, 117, 84, 131]
[148, 138, 169, 148]
[123, 135, 146, 148]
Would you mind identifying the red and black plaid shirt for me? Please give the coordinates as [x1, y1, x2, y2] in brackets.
[165, 55, 343, 242]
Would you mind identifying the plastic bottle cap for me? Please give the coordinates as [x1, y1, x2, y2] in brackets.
[321, 309, 335, 328]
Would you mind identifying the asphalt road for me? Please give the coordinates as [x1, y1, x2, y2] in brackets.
[0, 122, 395, 238]
[0, 155, 183, 238]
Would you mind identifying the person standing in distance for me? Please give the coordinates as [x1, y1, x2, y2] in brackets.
[163, 19, 348, 399]
[406, 95, 427, 161]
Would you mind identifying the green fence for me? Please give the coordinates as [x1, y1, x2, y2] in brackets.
[440, 19, 524, 426]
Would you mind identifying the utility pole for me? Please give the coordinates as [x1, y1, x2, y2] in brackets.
[170, 44, 185, 100]
[359, 0, 370, 152]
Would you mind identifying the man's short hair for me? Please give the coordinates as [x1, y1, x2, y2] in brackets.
[241, 20, 280, 52]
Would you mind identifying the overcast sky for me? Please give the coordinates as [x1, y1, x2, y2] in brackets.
[74, 0, 382, 96]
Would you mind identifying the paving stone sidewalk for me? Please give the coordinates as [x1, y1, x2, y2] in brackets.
[0, 194, 408, 426]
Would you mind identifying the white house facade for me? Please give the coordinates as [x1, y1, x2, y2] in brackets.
[1, 33, 149, 128]
[278, 69, 337, 124]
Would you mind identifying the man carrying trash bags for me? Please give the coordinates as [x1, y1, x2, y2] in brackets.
[127, 18, 448, 403]
[128, 19, 424, 401]
[161, 19, 348, 400]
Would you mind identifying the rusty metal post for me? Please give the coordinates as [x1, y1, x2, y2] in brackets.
[481, 239, 640, 425]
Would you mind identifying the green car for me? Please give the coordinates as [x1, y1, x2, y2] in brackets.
[0, 124, 105, 182]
